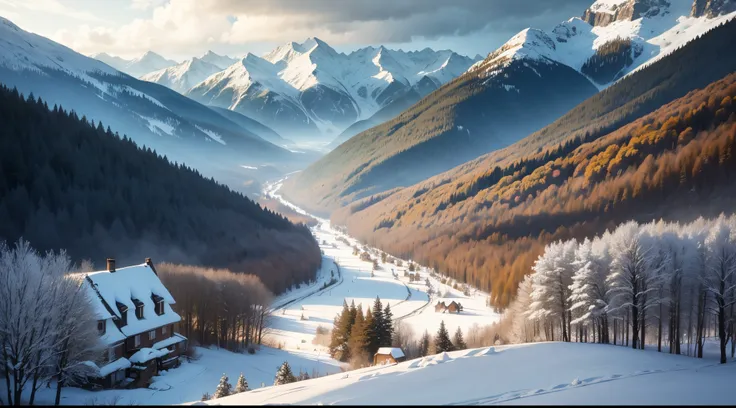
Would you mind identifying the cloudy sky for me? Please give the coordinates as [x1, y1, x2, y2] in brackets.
[0, 0, 593, 61]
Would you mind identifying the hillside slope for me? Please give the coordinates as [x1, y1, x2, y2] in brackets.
[0, 84, 321, 293]
[192, 342, 735, 405]
[0, 17, 299, 189]
[281, 0, 736, 214]
[332, 35, 736, 308]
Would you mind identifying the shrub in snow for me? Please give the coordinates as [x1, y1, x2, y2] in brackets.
[301, 313, 307, 320]
[235, 372, 249, 393]
[213, 373, 233, 398]
[247, 347, 255, 355]
[274, 361, 297, 386]
[201, 393, 211, 401]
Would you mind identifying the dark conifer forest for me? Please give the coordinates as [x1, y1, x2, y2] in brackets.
[0, 85, 320, 293]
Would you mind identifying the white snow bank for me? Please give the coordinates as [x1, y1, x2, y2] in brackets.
[192, 342, 736, 405]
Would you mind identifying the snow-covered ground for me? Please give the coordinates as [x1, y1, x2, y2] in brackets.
[263, 178, 501, 355]
[18, 346, 341, 406]
[192, 341, 736, 405]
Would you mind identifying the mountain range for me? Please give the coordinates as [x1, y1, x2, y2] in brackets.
[184, 39, 482, 142]
[90, 50, 179, 77]
[281, 0, 736, 214]
[0, 16, 313, 195]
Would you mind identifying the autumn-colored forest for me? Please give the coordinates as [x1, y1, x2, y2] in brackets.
[334, 72, 736, 309]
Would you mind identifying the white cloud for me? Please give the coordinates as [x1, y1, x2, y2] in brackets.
[2, 0, 105, 22]
[49, 0, 592, 58]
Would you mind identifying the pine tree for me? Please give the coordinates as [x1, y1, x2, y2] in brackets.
[329, 300, 352, 361]
[235, 372, 249, 393]
[453, 327, 467, 350]
[372, 296, 385, 350]
[364, 307, 378, 356]
[420, 330, 430, 356]
[435, 321, 454, 353]
[348, 305, 368, 366]
[274, 361, 297, 386]
[213, 373, 233, 398]
[383, 303, 394, 346]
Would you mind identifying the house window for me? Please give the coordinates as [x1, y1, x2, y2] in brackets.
[97, 320, 106, 335]
[112, 369, 126, 384]
[134, 334, 141, 348]
[148, 330, 156, 341]
[162, 325, 167, 335]
[157, 300, 165, 315]
[135, 304, 144, 319]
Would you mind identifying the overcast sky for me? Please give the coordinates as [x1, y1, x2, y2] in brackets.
[0, 0, 593, 61]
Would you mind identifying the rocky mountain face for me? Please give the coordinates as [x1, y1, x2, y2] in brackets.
[691, 0, 736, 17]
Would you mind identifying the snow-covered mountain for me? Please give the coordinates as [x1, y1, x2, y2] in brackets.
[474, 0, 736, 89]
[199, 50, 238, 70]
[90, 51, 178, 77]
[186, 38, 481, 142]
[0, 16, 298, 185]
[140, 57, 223, 94]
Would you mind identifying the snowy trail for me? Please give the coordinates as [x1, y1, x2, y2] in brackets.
[262, 177, 500, 356]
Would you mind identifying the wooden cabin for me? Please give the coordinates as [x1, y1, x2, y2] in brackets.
[373, 347, 406, 365]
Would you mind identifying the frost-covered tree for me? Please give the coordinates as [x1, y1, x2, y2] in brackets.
[234, 372, 249, 393]
[0, 239, 101, 406]
[274, 361, 296, 386]
[529, 239, 576, 341]
[213, 373, 233, 398]
[703, 217, 736, 364]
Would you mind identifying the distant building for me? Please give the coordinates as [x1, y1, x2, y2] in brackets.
[72, 258, 188, 389]
[447, 301, 462, 314]
[373, 347, 406, 365]
[435, 301, 447, 313]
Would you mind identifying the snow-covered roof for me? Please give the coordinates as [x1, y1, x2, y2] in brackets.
[376, 347, 405, 359]
[153, 333, 187, 350]
[129, 347, 170, 364]
[83, 357, 131, 378]
[99, 358, 132, 377]
[71, 262, 182, 340]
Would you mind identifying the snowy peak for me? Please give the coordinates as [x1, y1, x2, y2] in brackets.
[200, 50, 238, 70]
[0, 16, 119, 76]
[583, 0, 672, 27]
[472, 0, 736, 87]
[140, 57, 222, 94]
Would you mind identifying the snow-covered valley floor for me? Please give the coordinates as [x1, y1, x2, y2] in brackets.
[262, 178, 501, 358]
[191, 341, 736, 405]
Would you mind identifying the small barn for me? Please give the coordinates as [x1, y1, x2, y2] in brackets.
[447, 301, 462, 314]
[373, 347, 406, 366]
[434, 301, 447, 313]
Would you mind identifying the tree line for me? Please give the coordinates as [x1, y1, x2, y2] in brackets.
[0, 84, 320, 295]
[504, 215, 736, 365]
[328, 297, 394, 367]
[155, 263, 273, 351]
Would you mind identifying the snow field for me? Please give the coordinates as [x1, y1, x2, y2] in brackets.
[193, 341, 736, 405]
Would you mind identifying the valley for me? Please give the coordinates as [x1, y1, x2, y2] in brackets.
[1, 0, 735, 405]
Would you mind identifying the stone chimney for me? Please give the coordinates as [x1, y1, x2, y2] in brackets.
[106, 258, 116, 273]
[145, 257, 158, 275]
